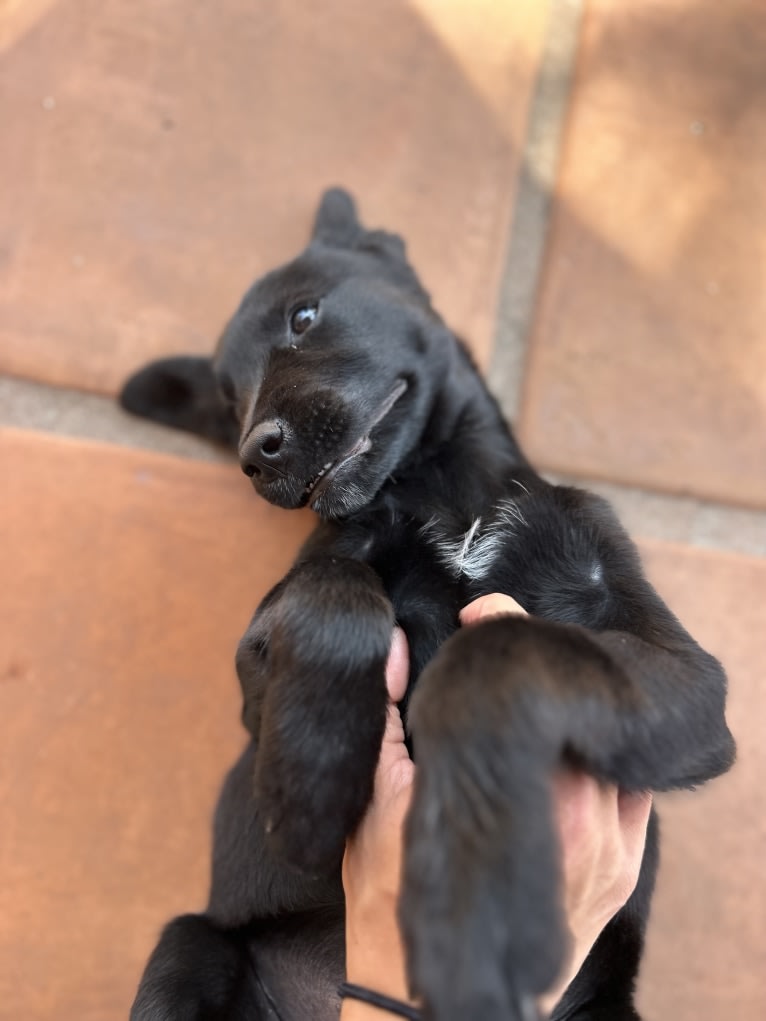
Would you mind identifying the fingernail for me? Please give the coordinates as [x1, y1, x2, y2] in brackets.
[386, 627, 410, 702]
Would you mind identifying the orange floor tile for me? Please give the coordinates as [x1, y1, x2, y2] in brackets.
[0, 428, 313, 1019]
[638, 542, 766, 1021]
[2, 427, 762, 1020]
[0, 0, 547, 392]
[519, 0, 766, 508]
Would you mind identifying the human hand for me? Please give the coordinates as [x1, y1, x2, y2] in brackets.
[342, 595, 653, 1019]
[341, 626, 416, 1011]
[461, 594, 653, 1015]
[538, 769, 653, 1012]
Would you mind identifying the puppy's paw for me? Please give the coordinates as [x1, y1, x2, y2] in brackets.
[244, 555, 394, 872]
[130, 914, 249, 1021]
[401, 760, 566, 1021]
[256, 753, 371, 872]
[252, 650, 388, 872]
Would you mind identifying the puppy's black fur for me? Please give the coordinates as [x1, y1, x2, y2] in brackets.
[122, 190, 735, 1021]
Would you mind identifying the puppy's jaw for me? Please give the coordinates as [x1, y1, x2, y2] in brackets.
[306, 435, 371, 506]
[248, 451, 376, 517]
[307, 377, 408, 508]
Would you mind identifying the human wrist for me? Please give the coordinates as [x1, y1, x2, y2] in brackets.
[340, 998, 407, 1021]
[344, 911, 412, 1004]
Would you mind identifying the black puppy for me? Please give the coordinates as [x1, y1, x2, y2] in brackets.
[121, 189, 735, 1021]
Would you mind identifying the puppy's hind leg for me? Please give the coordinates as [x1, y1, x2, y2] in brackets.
[132, 738, 347, 1021]
[130, 914, 260, 1021]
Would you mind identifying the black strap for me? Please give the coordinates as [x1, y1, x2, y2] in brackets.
[338, 981, 422, 1019]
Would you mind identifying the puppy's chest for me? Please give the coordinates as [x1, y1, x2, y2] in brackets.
[357, 498, 530, 633]
[416, 497, 529, 595]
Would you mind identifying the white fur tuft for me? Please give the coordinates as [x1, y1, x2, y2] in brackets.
[423, 498, 528, 582]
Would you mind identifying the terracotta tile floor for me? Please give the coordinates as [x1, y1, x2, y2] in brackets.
[0, 429, 313, 1019]
[638, 543, 766, 1020]
[1, 1, 764, 1019]
[519, 0, 766, 509]
[2, 432, 762, 1020]
[0, 0, 546, 390]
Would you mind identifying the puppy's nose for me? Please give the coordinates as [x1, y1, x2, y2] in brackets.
[240, 420, 285, 479]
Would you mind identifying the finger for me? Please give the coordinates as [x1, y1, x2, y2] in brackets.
[551, 770, 605, 848]
[385, 626, 410, 702]
[618, 790, 653, 860]
[381, 700, 407, 749]
[378, 630, 413, 794]
[459, 593, 528, 627]
[377, 701, 415, 796]
[618, 789, 653, 828]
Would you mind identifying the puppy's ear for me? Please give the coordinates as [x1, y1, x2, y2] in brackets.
[360, 229, 432, 305]
[119, 355, 239, 448]
[311, 187, 364, 248]
[359, 228, 408, 263]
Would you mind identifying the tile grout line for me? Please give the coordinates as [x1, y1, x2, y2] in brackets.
[0, 374, 233, 464]
[488, 0, 584, 423]
[1, 372, 764, 558]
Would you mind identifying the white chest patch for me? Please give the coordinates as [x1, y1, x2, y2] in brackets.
[420, 498, 528, 582]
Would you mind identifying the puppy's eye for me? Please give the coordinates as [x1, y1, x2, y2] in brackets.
[290, 304, 318, 335]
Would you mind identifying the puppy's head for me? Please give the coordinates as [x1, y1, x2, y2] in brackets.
[121, 189, 455, 518]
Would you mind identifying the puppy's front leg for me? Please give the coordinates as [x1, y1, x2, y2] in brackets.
[400, 618, 633, 1021]
[236, 556, 393, 873]
[401, 607, 732, 1021]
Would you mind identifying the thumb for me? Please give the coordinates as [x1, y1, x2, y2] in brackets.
[376, 700, 414, 798]
[385, 626, 409, 702]
[377, 628, 413, 796]
[460, 593, 528, 626]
